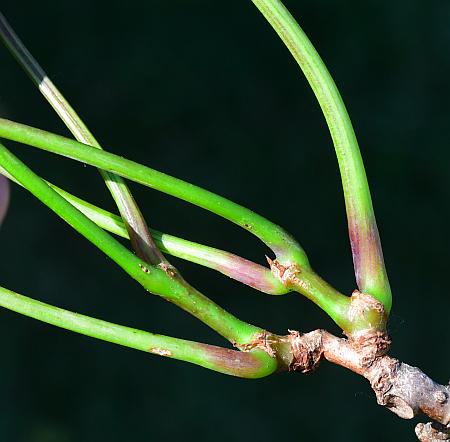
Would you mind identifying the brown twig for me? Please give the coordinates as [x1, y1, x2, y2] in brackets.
[415, 421, 450, 441]
[267, 328, 450, 440]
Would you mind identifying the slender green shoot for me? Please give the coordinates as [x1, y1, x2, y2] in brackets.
[0, 164, 286, 295]
[0, 11, 164, 266]
[59, 189, 288, 295]
[0, 140, 265, 346]
[0, 285, 278, 378]
[0, 2, 394, 376]
[0, 121, 371, 331]
[251, 0, 392, 312]
[287, 270, 351, 329]
[0, 118, 308, 266]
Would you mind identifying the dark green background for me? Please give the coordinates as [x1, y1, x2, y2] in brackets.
[1, 1, 449, 441]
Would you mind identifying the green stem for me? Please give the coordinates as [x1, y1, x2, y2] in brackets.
[251, 0, 391, 312]
[289, 270, 351, 330]
[0, 285, 277, 378]
[0, 164, 286, 295]
[0, 118, 307, 266]
[51, 187, 287, 295]
[152, 232, 287, 295]
[0, 11, 163, 266]
[1, 120, 377, 332]
[0, 120, 368, 330]
[0, 140, 263, 345]
[60, 188, 287, 295]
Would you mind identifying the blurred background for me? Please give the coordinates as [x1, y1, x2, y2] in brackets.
[0, 1, 449, 441]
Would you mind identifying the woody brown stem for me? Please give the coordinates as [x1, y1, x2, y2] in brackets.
[268, 329, 450, 440]
[415, 422, 450, 441]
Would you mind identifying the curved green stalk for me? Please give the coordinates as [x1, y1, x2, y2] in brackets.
[0, 165, 287, 295]
[0, 11, 163, 266]
[152, 232, 288, 295]
[288, 271, 351, 329]
[63, 188, 286, 295]
[0, 120, 362, 329]
[0, 285, 277, 378]
[52, 188, 288, 295]
[251, 0, 391, 312]
[0, 140, 264, 346]
[0, 118, 307, 266]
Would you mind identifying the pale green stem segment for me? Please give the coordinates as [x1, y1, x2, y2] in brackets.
[0, 140, 265, 346]
[0, 12, 163, 266]
[49, 188, 287, 295]
[0, 164, 286, 295]
[57, 190, 288, 295]
[251, 0, 392, 312]
[0, 119, 307, 266]
[0, 285, 278, 378]
[288, 270, 351, 330]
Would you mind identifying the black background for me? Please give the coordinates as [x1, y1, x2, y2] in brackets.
[0, 1, 449, 441]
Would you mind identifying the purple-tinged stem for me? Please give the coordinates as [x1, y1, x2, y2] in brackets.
[349, 213, 390, 312]
[156, 233, 288, 295]
[0, 284, 279, 379]
[251, 0, 392, 312]
[0, 174, 9, 226]
[0, 164, 287, 295]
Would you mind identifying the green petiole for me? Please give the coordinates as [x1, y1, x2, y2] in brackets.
[0, 118, 308, 267]
[0, 164, 286, 295]
[251, 0, 392, 312]
[0, 121, 382, 333]
[0, 285, 278, 378]
[0, 140, 265, 346]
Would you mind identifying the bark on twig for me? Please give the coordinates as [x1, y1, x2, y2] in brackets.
[367, 357, 450, 424]
[281, 329, 450, 439]
[415, 422, 450, 441]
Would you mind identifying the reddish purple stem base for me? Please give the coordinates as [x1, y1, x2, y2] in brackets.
[348, 215, 390, 308]
[0, 174, 10, 226]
